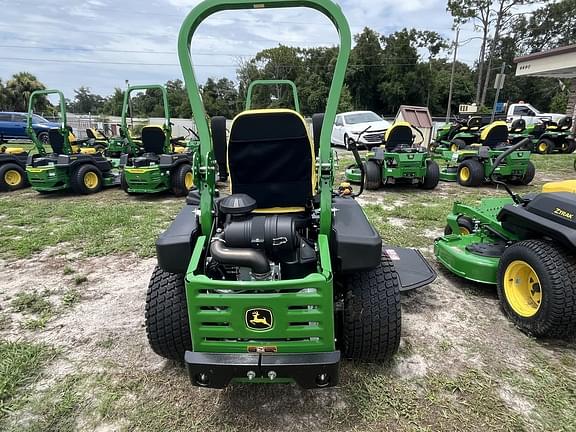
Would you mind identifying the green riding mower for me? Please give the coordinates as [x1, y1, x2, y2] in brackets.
[509, 117, 575, 155]
[436, 121, 535, 187]
[0, 145, 29, 192]
[144, 0, 436, 389]
[432, 116, 483, 153]
[345, 121, 440, 190]
[435, 138, 576, 338]
[119, 84, 194, 196]
[25, 90, 119, 194]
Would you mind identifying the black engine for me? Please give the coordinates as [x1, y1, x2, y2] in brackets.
[208, 194, 317, 281]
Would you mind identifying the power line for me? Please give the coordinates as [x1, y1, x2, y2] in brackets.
[0, 56, 442, 67]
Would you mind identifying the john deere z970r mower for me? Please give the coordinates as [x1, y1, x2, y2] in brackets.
[119, 84, 194, 196]
[436, 121, 535, 187]
[26, 90, 119, 194]
[345, 121, 440, 190]
[435, 139, 576, 338]
[145, 0, 436, 389]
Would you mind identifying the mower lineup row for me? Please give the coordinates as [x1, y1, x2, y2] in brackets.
[0, 86, 199, 197]
[2, 0, 575, 391]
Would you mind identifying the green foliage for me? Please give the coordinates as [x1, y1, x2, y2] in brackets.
[67, 86, 105, 114]
[0, 72, 50, 113]
[201, 77, 239, 118]
[550, 90, 569, 113]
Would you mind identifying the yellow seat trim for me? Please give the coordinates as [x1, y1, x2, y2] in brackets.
[480, 121, 508, 141]
[253, 207, 306, 214]
[4, 147, 26, 154]
[228, 109, 316, 213]
[384, 121, 411, 142]
[79, 148, 97, 155]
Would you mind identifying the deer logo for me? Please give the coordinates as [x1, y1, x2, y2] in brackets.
[246, 309, 273, 331]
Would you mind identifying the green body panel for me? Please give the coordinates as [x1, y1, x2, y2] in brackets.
[436, 148, 532, 183]
[123, 166, 171, 193]
[345, 151, 428, 183]
[434, 234, 500, 284]
[435, 198, 519, 285]
[246, 79, 301, 112]
[26, 166, 69, 191]
[185, 235, 335, 354]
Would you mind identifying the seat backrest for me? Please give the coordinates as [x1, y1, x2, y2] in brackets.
[228, 109, 314, 210]
[467, 116, 483, 131]
[141, 126, 166, 154]
[384, 122, 413, 151]
[48, 128, 65, 154]
[480, 121, 509, 147]
[559, 116, 572, 131]
[510, 118, 526, 133]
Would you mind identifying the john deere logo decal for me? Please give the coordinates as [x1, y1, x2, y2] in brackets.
[246, 309, 273, 331]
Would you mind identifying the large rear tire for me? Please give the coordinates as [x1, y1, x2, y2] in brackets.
[497, 240, 576, 338]
[457, 159, 484, 187]
[519, 160, 536, 185]
[0, 163, 27, 191]
[171, 164, 193, 197]
[145, 266, 192, 361]
[450, 138, 467, 153]
[364, 160, 381, 190]
[70, 164, 103, 194]
[342, 250, 401, 361]
[419, 159, 440, 190]
[561, 138, 576, 154]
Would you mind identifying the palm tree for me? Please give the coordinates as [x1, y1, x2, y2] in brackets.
[5, 72, 50, 112]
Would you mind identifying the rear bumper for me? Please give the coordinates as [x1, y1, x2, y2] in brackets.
[185, 351, 340, 389]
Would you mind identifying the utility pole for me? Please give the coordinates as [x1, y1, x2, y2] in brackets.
[125, 79, 134, 128]
[491, 63, 507, 123]
[446, 27, 460, 123]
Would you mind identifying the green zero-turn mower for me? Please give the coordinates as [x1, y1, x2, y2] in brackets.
[509, 117, 576, 155]
[25, 90, 120, 194]
[345, 121, 440, 190]
[144, 0, 436, 389]
[432, 116, 483, 153]
[435, 139, 576, 338]
[436, 121, 535, 187]
[119, 84, 194, 196]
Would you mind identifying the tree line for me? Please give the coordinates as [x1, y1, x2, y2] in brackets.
[1, 0, 574, 119]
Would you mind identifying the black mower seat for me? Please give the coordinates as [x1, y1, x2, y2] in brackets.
[48, 128, 66, 154]
[228, 109, 314, 210]
[467, 116, 483, 131]
[141, 126, 166, 155]
[509, 119, 526, 133]
[559, 116, 573, 131]
[480, 121, 509, 148]
[383, 121, 413, 152]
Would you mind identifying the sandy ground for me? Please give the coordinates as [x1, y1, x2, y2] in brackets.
[1, 242, 574, 431]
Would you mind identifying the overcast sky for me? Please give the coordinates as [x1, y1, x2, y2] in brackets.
[0, 0, 485, 99]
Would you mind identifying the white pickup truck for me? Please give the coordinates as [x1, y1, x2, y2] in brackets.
[506, 102, 566, 125]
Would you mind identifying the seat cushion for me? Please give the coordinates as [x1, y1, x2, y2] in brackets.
[228, 109, 314, 209]
[141, 126, 166, 154]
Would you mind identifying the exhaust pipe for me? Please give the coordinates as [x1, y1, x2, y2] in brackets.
[210, 237, 270, 276]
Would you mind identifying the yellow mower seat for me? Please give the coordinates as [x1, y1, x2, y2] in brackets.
[543, 180, 576, 194]
[228, 109, 315, 212]
[480, 121, 509, 147]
